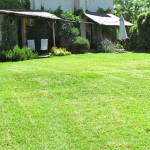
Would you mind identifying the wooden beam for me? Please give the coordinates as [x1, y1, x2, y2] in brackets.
[48, 22, 53, 29]
[52, 21, 56, 47]
[48, 21, 56, 46]
[21, 18, 26, 46]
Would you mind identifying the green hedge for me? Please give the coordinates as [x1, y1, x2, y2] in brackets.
[128, 11, 150, 52]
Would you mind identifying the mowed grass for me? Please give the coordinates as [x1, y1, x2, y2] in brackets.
[0, 53, 150, 150]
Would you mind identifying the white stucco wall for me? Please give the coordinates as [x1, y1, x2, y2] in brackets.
[76, 0, 114, 11]
[0, 15, 4, 46]
[30, 0, 75, 12]
[74, 0, 80, 10]
[30, 0, 113, 12]
[30, 0, 35, 9]
[88, 0, 113, 11]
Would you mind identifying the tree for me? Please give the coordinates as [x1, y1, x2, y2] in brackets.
[0, 0, 30, 9]
[1, 16, 18, 50]
[0, 0, 31, 50]
[127, 11, 150, 52]
[113, 0, 150, 23]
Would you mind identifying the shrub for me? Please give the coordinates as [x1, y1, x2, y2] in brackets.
[127, 11, 150, 52]
[22, 46, 38, 60]
[126, 25, 139, 51]
[1, 16, 18, 50]
[59, 26, 80, 38]
[58, 27, 80, 52]
[51, 46, 71, 56]
[99, 38, 116, 53]
[0, 45, 37, 62]
[68, 27, 80, 39]
[59, 11, 80, 38]
[137, 11, 150, 52]
[117, 43, 124, 49]
[72, 36, 90, 54]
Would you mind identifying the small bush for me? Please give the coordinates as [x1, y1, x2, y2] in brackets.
[22, 46, 38, 60]
[99, 38, 116, 53]
[69, 27, 80, 38]
[72, 36, 90, 54]
[117, 43, 124, 49]
[59, 27, 79, 38]
[0, 45, 37, 62]
[51, 46, 71, 56]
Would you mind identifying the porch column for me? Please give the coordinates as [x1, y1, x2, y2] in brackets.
[48, 21, 56, 47]
[80, 15, 86, 38]
[97, 25, 103, 42]
[52, 21, 56, 46]
[21, 18, 26, 46]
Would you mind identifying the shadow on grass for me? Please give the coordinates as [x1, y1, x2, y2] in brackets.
[130, 50, 150, 54]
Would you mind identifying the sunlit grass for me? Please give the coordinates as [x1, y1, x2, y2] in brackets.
[0, 52, 150, 149]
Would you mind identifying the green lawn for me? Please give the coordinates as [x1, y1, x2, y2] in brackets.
[0, 53, 150, 150]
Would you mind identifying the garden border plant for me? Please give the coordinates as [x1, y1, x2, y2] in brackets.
[50, 46, 71, 56]
[98, 38, 116, 53]
[0, 45, 37, 62]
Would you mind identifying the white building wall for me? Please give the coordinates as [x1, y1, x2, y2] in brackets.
[30, 0, 113, 12]
[74, 0, 80, 10]
[76, 0, 113, 11]
[30, 0, 74, 12]
[30, 0, 35, 9]
[87, 0, 113, 11]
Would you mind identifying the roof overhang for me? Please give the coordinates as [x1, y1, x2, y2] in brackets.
[0, 9, 62, 21]
[85, 12, 133, 26]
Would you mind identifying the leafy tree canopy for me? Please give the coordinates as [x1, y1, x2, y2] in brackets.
[0, 0, 30, 9]
[113, 0, 150, 23]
